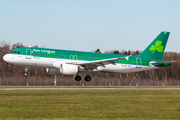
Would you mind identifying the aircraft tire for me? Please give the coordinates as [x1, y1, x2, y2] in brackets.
[85, 75, 91, 82]
[23, 72, 28, 77]
[75, 75, 81, 81]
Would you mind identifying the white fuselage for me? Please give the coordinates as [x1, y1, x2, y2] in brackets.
[3, 54, 157, 73]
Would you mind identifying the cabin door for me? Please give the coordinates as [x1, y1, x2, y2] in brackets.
[70, 55, 77, 61]
[136, 58, 141, 68]
[26, 49, 32, 59]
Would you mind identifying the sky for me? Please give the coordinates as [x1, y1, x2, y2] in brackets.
[0, 0, 180, 52]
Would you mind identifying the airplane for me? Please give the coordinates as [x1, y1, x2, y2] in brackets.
[3, 31, 172, 81]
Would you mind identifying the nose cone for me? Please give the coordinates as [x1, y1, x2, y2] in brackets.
[3, 54, 10, 62]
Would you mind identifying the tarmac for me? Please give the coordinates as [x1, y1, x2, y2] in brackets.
[0, 86, 180, 90]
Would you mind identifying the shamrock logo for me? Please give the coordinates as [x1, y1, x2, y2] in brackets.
[150, 41, 164, 54]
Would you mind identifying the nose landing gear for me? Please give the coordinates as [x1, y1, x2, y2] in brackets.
[23, 66, 29, 77]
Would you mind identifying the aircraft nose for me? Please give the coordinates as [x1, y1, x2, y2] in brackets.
[3, 54, 9, 62]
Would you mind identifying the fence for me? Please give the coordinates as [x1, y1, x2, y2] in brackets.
[0, 77, 179, 86]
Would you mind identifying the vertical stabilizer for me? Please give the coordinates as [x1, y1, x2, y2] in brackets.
[138, 31, 170, 59]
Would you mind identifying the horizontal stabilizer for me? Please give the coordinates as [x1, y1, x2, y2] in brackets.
[150, 61, 176, 66]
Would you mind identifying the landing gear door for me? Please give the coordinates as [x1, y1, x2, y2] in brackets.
[26, 49, 32, 59]
[136, 58, 141, 68]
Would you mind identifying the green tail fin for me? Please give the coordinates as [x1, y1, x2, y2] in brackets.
[138, 31, 170, 59]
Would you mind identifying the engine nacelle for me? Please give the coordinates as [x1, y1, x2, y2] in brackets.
[46, 68, 60, 75]
[47, 63, 78, 75]
[60, 64, 78, 75]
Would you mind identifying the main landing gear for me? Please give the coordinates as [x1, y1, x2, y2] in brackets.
[75, 75, 81, 81]
[84, 75, 91, 81]
[75, 70, 91, 82]
[23, 66, 29, 77]
[84, 69, 91, 81]
[75, 75, 91, 82]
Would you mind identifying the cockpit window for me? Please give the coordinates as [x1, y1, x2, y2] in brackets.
[10, 51, 20, 54]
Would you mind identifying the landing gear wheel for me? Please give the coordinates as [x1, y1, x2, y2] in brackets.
[23, 72, 28, 77]
[23, 66, 29, 77]
[84, 75, 91, 82]
[75, 75, 81, 81]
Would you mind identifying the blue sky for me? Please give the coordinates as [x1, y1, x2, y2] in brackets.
[0, 0, 180, 52]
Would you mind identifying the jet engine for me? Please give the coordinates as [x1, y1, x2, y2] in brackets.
[46, 63, 78, 75]
[59, 64, 78, 75]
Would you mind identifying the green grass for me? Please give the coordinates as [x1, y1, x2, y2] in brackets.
[0, 90, 180, 120]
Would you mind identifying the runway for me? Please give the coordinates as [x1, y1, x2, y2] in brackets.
[0, 86, 180, 90]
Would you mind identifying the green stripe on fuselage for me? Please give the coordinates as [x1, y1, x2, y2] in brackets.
[9, 47, 162, 66]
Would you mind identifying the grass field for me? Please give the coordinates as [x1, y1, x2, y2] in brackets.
[0, 90, 180, 120]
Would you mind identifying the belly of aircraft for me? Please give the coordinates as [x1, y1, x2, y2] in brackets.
[97, 64, 154, 73]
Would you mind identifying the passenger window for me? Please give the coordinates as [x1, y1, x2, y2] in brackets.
[18, 51, 20, 54]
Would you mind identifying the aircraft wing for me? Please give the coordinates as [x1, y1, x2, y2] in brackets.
[66, 57, 125, 70]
